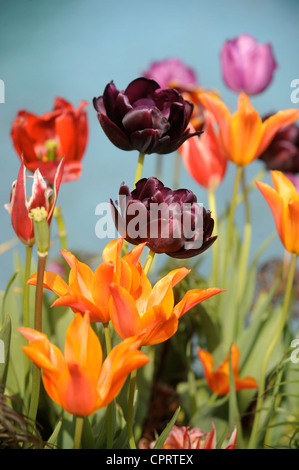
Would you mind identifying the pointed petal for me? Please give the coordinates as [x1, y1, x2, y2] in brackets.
[51, 295, 105, 322]
[147, 268, 190, 309]
[97, 335, 150, 408]
[235, 376, 258, 391]
[139, 305, 179, 345]
[27, 271, 72, 297]
[102, 238, 123, 263]
[109, 283, 142, 339]
[203, 422, 217, 449]
[198, 93, 231, 152]
[258, 109, 299, 156]
[64, 313, 102, 381]
[92, 262, 116, 323]
[48, 158, 64, 223]
[173, 288, 224, 318]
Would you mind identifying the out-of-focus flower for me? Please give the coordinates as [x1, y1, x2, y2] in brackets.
[255, 170, 299, 255]
[198, 343, 258, 395]
[139, 422, 237, 449]
[18, 313, 149, 416]
[178, 113, 228, 190]
[11, 97, 88, 184]
[109, 266, 223, 346]
[27, 238, 148, 323]
[4, 160, 63, 246]
[110, 177, 217, 259]
[142, 57, 198, 91]
[199, 92, 299, 166]
[258, 118, 299, 173]
[220, 33, 277, 95]
[93, 77, 201, 154]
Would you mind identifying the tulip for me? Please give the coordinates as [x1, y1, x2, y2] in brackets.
[142, 57, 199, 91]
[178, 113, 227, 190]
[18, 313, 149, 416]
[11, 97, 88, 184]
[109, 267, 223, 346]
[220, 33, 277, 95]
[110, 177, 217, 259]
[255, 171, 299, 255]
[27, 238, 148, 323]
[4, 160, 63, 246]
[199, 92, 299, 166]
[93, 77, 201, 155]
[198, 343, 258, 396]
[139, 422, 237, 449]
[258, 118, 299, 173]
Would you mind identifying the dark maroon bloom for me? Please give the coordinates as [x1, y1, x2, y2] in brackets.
[93, 78, 201, 155]
[110, 177, 217, 259]
[258, 117, 299, 173]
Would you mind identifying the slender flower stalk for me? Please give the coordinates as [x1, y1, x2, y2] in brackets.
[134, 153, 145, 187]
[248, 254, 297, 449]
[23, 245, 33, 328]
[54, 206, 67, 251]
[222, 165, 243, 285]
[28, 251, 48, 424]
[127, 248, 155, 449]
[103, 322, 114, 449]
[73, 415, 84, 449]
[208, 188, 218, 286]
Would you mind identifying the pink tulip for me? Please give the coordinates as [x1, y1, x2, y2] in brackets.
[220, 33, 277, 95]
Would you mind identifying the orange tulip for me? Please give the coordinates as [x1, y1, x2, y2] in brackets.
[198, 92, 299, 166]
[109, 268, 223, 346]
[27, 238, 148, 323]
[179, 112, 227, 190]
[255, 171, 299, 255]
[18, 313, 149, 416]
[198, 343, 258, 395]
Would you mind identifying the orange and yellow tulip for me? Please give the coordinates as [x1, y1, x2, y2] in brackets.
[18, 313, 149, 416]
[198, 343, 258, 395]
[27, 238, 148, 323]
[198, 92, 299, 166]
[109, 267, 223, 346]
[255, 171, 299, 255]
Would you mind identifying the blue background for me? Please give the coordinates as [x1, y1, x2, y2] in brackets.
[0, 0, 298, 290]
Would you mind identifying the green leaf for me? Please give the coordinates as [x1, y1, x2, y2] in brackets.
[44, 417, 63, 449]
[0, 314, 11, 385]
[153, 406, 181, 449]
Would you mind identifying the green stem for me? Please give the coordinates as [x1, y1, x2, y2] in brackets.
[134, 153, 145, 187]
[104, 323, 114, 449]
[23, 245, 33, 328]
[222, 165, 243, 286]
[28, 252, 47, 424]
[208, 189, 219, 286]
[127, 249, 155, 449]
[248, 253, 297, 449]
[73, 415, 84, 449]
[54, 206, 67, 251]
[172, 151, 181, 189]
[236, 168, 252, 331]
[127, 368, 137, 449]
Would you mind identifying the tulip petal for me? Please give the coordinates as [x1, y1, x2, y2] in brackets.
[109, 283, 142, 339]
[27, 271, 72, 297]
[97, 335, 150, 408]
[255, 179, 285, 246]
[92, 262, 116, 323]
[173, 287, 224, 318]
[147, 268, 190, 309]
[258, 109, 299, 156]
[198, 93, 231, 152]
[139, 305, 179, 345]
[51, 294, 105, 322]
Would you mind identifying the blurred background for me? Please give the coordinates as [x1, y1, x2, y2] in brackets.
[0, 0, 298, 290]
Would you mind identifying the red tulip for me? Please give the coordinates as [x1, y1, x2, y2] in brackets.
[11, 97, 88, 184]
[5, 160, 63, 246]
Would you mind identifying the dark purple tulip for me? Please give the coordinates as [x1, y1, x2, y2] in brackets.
[258, 117, 299, 173]
[110, 177, 217, 259]
[93, 78, 201, 155]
